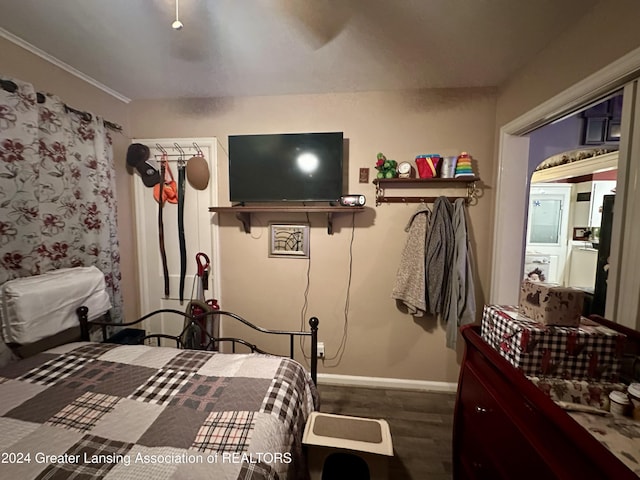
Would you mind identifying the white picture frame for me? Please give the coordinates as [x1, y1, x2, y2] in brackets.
[269, 223, 310, 258]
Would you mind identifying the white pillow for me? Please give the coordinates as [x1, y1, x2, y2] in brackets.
[0, 266, 111, 345]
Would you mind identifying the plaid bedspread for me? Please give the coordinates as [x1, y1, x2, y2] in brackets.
[0, 342, 319, 480]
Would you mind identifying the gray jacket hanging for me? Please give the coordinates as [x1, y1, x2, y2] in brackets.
[445, 198, 477, 349]
[425, 197, 455, 316]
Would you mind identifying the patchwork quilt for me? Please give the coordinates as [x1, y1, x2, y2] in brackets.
[0, 342, 319, 480]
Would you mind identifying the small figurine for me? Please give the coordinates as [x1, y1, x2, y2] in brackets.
[375, 152, 398, 179]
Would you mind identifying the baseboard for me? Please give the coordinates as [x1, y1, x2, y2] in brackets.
[316, 373, 458, 393]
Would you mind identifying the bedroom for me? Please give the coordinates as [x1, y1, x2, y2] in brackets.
[2, 1, 640, 479]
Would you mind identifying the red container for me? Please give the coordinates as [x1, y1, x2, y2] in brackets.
[415, 154, 441, 178]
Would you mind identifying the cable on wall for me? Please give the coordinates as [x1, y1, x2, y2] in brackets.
[299, 212, 313, 361]
[298, 211, 356, 365]
[323, 211, 355, 366]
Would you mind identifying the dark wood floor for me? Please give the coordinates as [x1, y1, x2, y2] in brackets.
[317, 384, 455, 480]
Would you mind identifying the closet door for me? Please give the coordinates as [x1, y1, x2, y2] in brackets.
[132, 137, 220, 341]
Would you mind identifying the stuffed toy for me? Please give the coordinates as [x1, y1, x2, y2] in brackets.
[375, 153, 398, 179]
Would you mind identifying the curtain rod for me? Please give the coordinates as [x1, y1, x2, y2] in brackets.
[0, 78, 123, 133]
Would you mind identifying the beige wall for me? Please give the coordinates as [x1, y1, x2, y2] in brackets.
[0, 36, 139, 322]
[496, 0, 640, 128]
[130, 89, 496, 382]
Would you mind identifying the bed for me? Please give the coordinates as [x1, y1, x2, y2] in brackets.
[0, 303, 320, 480]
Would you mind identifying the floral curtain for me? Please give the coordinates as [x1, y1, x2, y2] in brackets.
[0, 76, 123, 322]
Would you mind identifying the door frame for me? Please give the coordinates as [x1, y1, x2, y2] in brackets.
[491, 46, 640, 328]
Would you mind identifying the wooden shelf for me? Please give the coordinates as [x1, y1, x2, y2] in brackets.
[373, 176, 480, 185]
[208, 205, 365, 234]
[373, 177, 480, 205]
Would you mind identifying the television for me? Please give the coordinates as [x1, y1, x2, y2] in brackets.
[228, 132, 344, 203]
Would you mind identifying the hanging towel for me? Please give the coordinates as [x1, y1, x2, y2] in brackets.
[392, 204, 431, 316]
[425, 197, 455, 316]
[446, 198, 477, 349]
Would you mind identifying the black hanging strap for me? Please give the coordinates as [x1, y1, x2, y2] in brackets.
[158, 160, 170, 297]
[177, 163, 187, 303]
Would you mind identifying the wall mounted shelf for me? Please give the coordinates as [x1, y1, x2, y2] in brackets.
[208, 205, 365, 235]
[373, 177, 480, 206]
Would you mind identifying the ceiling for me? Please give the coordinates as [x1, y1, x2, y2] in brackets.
[0, 0, 599, 102]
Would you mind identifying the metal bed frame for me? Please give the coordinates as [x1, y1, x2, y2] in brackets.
[76, 306, 319, 384]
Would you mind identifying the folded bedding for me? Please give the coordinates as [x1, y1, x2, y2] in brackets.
[0, 266, 111, 345]
[0, 342, 318, 480]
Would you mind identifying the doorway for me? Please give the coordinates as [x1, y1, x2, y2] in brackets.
[522, 95, 621, 316]
[491, 48, 640, 329]
[132, 137, 220, 340]
[525, 183, 572, 285]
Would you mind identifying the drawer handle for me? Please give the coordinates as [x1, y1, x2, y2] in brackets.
[475, 405, 491, 414]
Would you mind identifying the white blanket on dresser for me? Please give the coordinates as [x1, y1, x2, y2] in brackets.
[0, 266, 111, 345]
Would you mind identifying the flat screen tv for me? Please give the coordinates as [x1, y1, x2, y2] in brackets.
[228, 132, 344, 203]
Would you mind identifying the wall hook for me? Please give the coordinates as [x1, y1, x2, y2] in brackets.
[174, 143, 185, 165]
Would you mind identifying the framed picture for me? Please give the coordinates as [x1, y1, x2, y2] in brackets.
[269, 223, 310, 258]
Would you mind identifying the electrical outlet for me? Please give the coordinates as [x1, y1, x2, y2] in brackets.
[317, 342, 325, 359]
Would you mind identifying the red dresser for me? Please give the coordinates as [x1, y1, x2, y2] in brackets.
[454, 318, 640, 479]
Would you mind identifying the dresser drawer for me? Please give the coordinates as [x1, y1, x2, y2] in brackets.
[457, 421, 503, 480]
[459, 366, 556, 479]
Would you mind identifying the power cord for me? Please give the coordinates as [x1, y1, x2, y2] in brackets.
[298, 211, 356, 365]
[298, 212, 312, 361]
[323, 212, 355, 366]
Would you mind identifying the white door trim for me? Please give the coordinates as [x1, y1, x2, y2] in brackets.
[490, 133, 530, 305]
[491, 45, 640, 326]
[611, 82, 640, 327]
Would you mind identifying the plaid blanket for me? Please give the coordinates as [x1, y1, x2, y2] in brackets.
[0, 342, 319, 480]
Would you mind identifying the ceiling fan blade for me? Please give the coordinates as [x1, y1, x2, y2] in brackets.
[276, 0, 353, 47]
